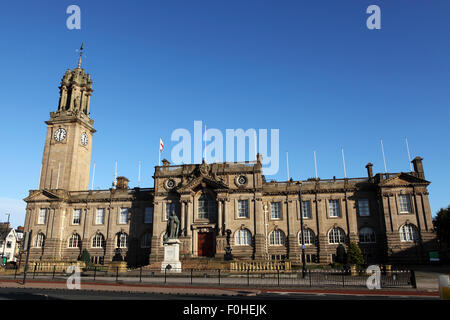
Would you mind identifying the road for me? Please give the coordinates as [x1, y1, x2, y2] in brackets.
[0, 287, 438, 300]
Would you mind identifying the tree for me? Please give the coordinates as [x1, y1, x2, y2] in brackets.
[346, 242, 364, 266]
[335, 244, 347, 264]
[434, 206, 450, 246]
[78, 249, 90, 265]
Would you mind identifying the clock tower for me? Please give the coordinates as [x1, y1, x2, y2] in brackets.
[39, 50, 95, 191]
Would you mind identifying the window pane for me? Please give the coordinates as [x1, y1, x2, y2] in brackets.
[96, 209, 105, 224]
[399, 195, 411, 213]
[329, 200, 340, 217]
[120, 208, 129, 224]
[73, 209, 81, 224]
[238, 200, 249, 218]
[358, 199, 370, 216]
[302, 201, 311, 219]
[299, 228, 315, 245]
[270, 230, 285, 245]
[144, 207, 153, 224]
[198, 194, 212, 219]
[141, 233, 151, 248]
[271, 202, 281, 219]
[166, 203, 174, 220]
[38, 209, 47, 224]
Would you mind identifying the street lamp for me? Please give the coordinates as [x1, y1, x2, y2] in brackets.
[298, 182, 307, 278]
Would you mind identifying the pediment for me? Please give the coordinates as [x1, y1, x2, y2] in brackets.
[177, 175, 229, 193]
[24, 189, 63, 202]
[380, 173, 429, 187]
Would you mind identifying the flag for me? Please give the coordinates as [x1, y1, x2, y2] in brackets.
[160, 138, 164, 152]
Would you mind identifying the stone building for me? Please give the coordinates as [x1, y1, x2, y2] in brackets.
[23, 57, 437, 267]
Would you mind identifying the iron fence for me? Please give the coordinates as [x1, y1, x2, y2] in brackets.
[2, 264, 416, 289]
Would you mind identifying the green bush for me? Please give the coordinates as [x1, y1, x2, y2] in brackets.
[346, 242, 364, 266]
[79, 249, 91, 265]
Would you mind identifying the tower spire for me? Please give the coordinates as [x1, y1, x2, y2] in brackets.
[77, 43, 84, 68]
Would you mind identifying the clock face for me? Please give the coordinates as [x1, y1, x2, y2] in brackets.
[80, 132, 88, 146]
[54, 128, 67, 142]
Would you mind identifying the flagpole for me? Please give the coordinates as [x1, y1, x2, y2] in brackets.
[380, 139, 387, 173]
[405, 137, 413, 171]
[203, 124, 207, 162]
[341, 148, 347, 178]
[159, 138, 161, 166]
[286, 152, 290, 181]
[114, 161, 118, 187]
[314, 150, 318, 179]
[138, 160, 141, 187]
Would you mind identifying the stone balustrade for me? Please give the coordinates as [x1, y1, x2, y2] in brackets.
[230, 260, 291, 272]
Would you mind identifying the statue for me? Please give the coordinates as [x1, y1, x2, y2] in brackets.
[224, 229, 233, 261]
[163, 211, 180, 243]
[112, 248, 123, 262]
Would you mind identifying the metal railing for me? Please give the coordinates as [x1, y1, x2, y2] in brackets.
[1, 264, 416, 289]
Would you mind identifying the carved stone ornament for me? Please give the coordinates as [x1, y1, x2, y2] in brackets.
[199, 160, 210, 176]
[235, 175, 248, 187]
[164, 179, 176, 191]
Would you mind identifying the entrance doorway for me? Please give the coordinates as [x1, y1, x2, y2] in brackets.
[197, 232, 214, 257]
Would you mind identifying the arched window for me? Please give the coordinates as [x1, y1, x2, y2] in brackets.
[92, 233, 105, 248]
[328, 227, 346, 244]
[269, 230, 285, 246]
[235, 229, 252, 245]
[141, 233, 151, 248]
[400, 224, 419, 242]
[117, 233, 128, 248]
[198, 193, 214, 219]
[68, 234, 81, 248]
[35, 233, 45, 248]
[359, 227, 376, 243]
[299, 228, 315, 245]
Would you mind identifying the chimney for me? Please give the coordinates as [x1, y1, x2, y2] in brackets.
[412, 156, 425, 179]
[365, 163, 373, 181]
[116, 176, 129, 189]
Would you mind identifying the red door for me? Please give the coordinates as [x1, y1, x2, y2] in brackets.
[198, 232, 214, 257]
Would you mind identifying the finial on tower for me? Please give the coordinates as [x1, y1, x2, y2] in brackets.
[77, 43, 84, 68]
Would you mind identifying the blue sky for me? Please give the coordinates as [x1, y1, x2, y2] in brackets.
[0, 1, 449, 228]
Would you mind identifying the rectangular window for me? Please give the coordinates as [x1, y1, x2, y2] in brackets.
[96, 208, 105, 225]
[144, 207, 153, 224]
[73, 209, 81, 225]
[301, 201, 311, 219]
[329, 200, 340, 217]
[119, 208, 129, 224]
[6, 242, 11, 249]
[238, 200, 249, 218]
[38, 208, 47, 224]
[270, 202, 281, 219]
[399, 195, 412, 213]
[358, 199, 370, 216]
[165, 203, 175, 220]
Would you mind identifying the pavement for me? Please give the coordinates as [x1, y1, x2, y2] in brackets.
[0, 266, 446, 299]
[0, 277, 440, 299]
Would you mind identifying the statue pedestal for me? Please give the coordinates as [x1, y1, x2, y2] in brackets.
[108, 261, 127, 275]
[161, 239, 182, 273]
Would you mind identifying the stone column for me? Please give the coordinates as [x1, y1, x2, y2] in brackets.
[217, 200, 223, 235]
[180, 201, 185, 236]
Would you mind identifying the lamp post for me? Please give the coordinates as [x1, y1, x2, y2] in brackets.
[298, 183, 307, 278]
